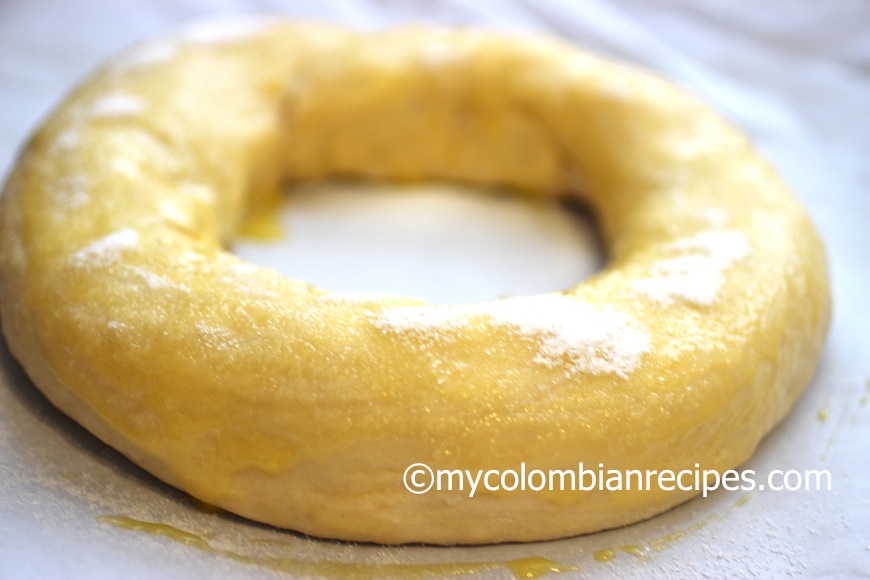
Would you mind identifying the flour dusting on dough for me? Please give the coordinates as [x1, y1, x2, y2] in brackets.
[107, 320, 129, 331]
[378, 305, 466, 332]
[71, 228, 140, 266]
[482, 296, 649, 378]
[51, 129, 82, 152]
[632, 229, 749, 306]
[375, 295, 649, 378]
[195, 322, 242, 351]
[671, 230, 749, 261]
[179, 17, 280, 44]
[229, 262, 259, 275]
[128, 266, 189, 291]
[319, 291, 398, 304]
[698, 208, 729, 227]
[51, 174, 91, 210]
[220, 263, 282, 299]
[70, 229, 189, 291]
[90, 94, 145, 118]
[420, 36, 463, 67]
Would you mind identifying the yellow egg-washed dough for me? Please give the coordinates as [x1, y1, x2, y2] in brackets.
[0, 20, 830, 544]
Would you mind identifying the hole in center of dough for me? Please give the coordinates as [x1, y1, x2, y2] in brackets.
[232, 181, 602, 304]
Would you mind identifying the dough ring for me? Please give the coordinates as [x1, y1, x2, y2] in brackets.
[0, 20, 830, 544]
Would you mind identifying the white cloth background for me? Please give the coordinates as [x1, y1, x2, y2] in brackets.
[1, 1, 868, 577]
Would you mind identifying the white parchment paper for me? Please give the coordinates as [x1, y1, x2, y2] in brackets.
[1, 1, 867, 577]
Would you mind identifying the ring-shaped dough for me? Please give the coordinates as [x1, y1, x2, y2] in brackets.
[0, 21, 830, 544]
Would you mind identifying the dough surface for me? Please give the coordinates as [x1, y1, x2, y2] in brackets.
[0, 20, 830, 544]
